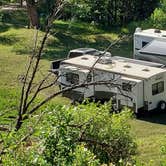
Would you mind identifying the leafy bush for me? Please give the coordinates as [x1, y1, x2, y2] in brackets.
[72, 144, 100, 166]
[148, 0, 166, 29]
[150, 8, 166, 28]
[1, 102, 137, 165]
[42, 102, 137, 165]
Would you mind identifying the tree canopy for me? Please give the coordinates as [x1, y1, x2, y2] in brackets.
[62, 0, 159, 26]
[1, 0, 159, 27]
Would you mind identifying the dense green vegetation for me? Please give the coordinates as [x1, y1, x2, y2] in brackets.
[43, 103, 136, 165]
[1, 0, 166, 165]
[0, 0, 160, 27]
[1, 103, 137, 165]
[63, 0, 159, 26]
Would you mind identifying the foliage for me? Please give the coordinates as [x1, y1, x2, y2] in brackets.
[2, 0, 158, 27]
[42, 102, 137, 165]
[150, 0, 166, 28]
[72, 144, 100, 166]
[0, 113, 48, 166]
[36, 0, 55, 27]
[62, 0, 159, 26]
[0, 102, 136, 165]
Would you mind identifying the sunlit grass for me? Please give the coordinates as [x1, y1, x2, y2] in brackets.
[130, 116, 166, 165]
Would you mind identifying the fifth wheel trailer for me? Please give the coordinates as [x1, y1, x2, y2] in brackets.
[134, 28, 166, 65]
[58, 54, 166, 113]
[50, 48, 111, 73]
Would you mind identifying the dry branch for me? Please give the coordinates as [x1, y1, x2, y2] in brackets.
[16, 0, 132, 132]
[15, 1, 65, 131]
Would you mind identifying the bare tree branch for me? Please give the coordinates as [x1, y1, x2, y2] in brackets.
[16, 0, 132, 132]
[28, 81, 122, 115]
[15, 1, 65, 131]
[25, 72, 53, 110]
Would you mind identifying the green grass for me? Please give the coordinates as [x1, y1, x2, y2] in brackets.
[1, 17, 166, 165]
[0, 22, 70, 116]
[45, 20, 133, 59]
[130, 113, 166, 165]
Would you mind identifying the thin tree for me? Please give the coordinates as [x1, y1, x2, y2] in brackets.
[15, 0, 132, 131]
[15, 0, 65, 130]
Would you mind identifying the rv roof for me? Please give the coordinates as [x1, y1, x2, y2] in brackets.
[135, 28, 166, 38]
[62, 65, 90, 73]
[121, 76, 142, 83]
[69, 48, 97, 53]
[62, 55, 166, 79]
[112, 56, 164, 67]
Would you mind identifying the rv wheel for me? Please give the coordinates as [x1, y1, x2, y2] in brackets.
[157, 101, 166, 111]
[58, 85, 61, 90]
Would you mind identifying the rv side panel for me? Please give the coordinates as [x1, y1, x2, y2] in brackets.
[144, 73, 166, 111]
[136, 81, 144, 110]
[94, 70, 119, 100]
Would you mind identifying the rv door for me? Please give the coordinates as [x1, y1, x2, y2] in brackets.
[116, 77, 143, 112]
[79, 71, 94, 98]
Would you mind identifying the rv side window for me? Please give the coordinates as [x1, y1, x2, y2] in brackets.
[68, 52, 82, 58]
[142, 41, 149, 48]
[122, 83, 132, 92]
[87, 74, 92, 82]
[152, 81, 164, 95]
[66, 73, 79, 84]
[52, 60, 61, 69]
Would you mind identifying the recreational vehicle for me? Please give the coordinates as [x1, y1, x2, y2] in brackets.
[134, 28, 166, 65]
[50, 48, 111, 73]
[58, 54, 166, 113]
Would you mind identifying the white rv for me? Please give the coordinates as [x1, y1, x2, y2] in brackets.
[58, 55, 166, 113]
[134, 28, 166, 65]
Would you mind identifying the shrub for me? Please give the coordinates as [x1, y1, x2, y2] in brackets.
[1, 102, 137, 165]
[42, 102, 137, 165]
[150, 8, 166, 28]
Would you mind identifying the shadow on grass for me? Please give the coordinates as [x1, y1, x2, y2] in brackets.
[0, 19, 133, 60]
[137, 110, 166, 125]
[52, 21, 104, 36]
[44, 31, 118, 60]
[0, 34, 20, 45]
[0, 22, 27, 33]
[44, 21, 134, 60]
[0, 9, 28, 26]
[42, 37, 132, 60]
[0, 22, 11, 32]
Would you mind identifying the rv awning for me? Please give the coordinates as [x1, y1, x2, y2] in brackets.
[139, 39, 166, 56]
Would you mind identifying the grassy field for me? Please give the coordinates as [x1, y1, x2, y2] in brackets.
[130, 113, 166, 165]
[0, 13, 166, 164]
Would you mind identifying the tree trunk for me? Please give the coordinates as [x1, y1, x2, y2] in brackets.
[26, 1, 40, 29]
[20, 0, 23, 7]
[15, 115, 23, 131]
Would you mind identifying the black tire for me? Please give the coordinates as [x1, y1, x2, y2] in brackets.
[58, 85, 61, 90]
[157, 100, 166, 111]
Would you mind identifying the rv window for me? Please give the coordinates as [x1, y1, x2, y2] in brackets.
[122, 83, 132, 92]
[142, 41, 149, 48]
[87, 74, 92, 82]
[152, 81, 164, 95]
[66, 73, 79, 84]
[52, 60, 61, 69]
[68, 52, 82, 58]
